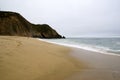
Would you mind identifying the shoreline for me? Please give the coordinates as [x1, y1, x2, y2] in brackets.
[0, 36, 120, 80]
[38, 38, 120, 80]
[38, 38, 120, 71]
[38, 39, 120, 57]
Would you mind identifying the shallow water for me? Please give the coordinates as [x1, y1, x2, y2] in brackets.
[43, 38, 120, 55]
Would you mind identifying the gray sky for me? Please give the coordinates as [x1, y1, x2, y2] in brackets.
[0, 0, 120, 37]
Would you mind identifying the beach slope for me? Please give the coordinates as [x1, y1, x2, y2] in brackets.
[0, 36, 84, 80]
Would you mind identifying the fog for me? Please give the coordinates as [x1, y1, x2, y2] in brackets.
[0, 0, 120, 37]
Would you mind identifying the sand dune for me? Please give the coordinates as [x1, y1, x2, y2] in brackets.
[0, 36, 85, 80]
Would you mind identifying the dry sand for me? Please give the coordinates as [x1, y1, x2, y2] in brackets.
[1, 36, 120, 80]
[0, 36, 85, 80]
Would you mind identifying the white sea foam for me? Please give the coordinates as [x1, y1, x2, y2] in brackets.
[38, 39, 120, 56]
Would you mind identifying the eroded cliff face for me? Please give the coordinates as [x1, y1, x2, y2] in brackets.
[0, 11, 63, 38]
[32, 24, 62, 38]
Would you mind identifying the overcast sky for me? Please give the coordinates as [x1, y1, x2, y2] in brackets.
[0, 0, 120, 37]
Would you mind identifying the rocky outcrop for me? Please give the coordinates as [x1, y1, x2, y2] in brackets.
[0, 11, 64, 38]
[32, 24, 62, 38]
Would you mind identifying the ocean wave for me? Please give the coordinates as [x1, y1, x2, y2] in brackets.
[38, 39, 120, 56]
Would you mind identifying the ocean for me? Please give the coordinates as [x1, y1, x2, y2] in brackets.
[40, 38, 120, 55]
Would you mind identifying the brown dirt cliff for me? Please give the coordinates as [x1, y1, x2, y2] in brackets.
[0, 11, 63, 38]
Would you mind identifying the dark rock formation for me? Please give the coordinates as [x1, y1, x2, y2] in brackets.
[0, 11, 64, 38]
[32, 24, 62, 38]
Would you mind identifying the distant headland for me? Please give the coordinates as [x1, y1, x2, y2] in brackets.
[0, 11, 65, 38]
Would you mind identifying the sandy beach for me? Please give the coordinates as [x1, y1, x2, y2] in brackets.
[65, 48, 120, 80]
[0, 36, 120, 80]
[0, 36, 85, 80]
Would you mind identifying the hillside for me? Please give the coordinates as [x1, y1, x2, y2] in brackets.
[0, 11, 63, 38]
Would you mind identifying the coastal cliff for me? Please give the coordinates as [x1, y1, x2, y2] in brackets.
[0, 11, 63, 38]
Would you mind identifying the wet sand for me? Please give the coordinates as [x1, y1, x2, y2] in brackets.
[0, 36, 120, 80]
[65, 48, 120, 80]
[0, 36, 85, 80]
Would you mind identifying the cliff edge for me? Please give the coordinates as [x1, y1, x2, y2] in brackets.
[0, 11, 63, 38]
